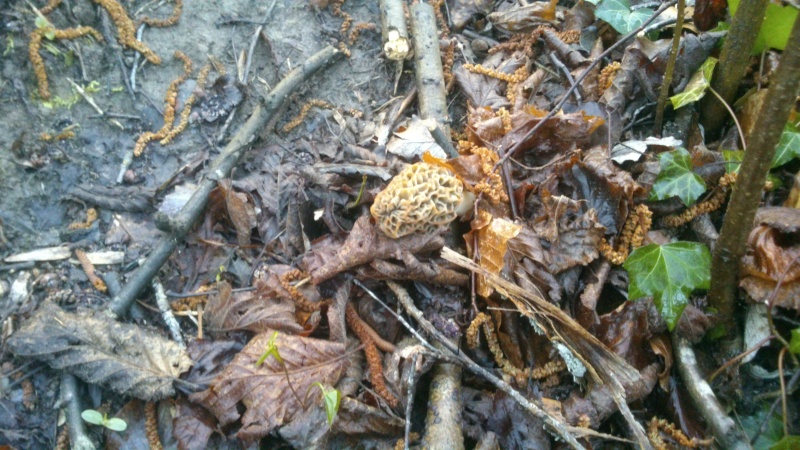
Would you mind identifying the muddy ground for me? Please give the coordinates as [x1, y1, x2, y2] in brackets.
[0, 0, 385, 248]
[1, 0, 393, 446]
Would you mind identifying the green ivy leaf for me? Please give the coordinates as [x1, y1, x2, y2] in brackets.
[729, 0, 798, 53]
[772, 123, 800, 168]
[741, 406, 785, 450]
[650, 148, 707, 206]
[594, 0, 654, 34]
[670, 57, 717, 109]
[722, 150, 743, 174]
[81, 409, 104, 425]
[104, 417, 128, 432]
[771, 436, 800, 450]
[790, 327, 800, 355]
[623, 242, 711, 331]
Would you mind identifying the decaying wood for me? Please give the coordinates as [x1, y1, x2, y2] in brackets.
[379, 0, 410, 61]
[673, 334, 749, 450]
[107, 45, 344, 318]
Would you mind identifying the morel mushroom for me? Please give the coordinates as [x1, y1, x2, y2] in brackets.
[370, 162, 474, 238]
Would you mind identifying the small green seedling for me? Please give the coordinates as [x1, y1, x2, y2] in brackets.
[255, 331, 282, 367]
[81, 409, 127, 432]
[309, 383, 341, 425]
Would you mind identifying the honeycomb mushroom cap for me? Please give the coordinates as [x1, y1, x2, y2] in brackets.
[370, 162, 468, 239]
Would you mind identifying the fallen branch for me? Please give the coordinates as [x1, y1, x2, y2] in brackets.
[420, 354, 464, 449]
[409, 2, 449, 136]
[107, 45, 343, 318]
[379, 0, 410, 61]
[60, 373, 95, 450]
[673, 334, 749, 450]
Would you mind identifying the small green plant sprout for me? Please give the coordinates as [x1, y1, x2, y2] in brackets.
[623, 242, 711, 331]
[215, 265, 227, 283]
[255, 331, 282, 367]
[81, 409, 127, 432]
[308, 382, 342, 425]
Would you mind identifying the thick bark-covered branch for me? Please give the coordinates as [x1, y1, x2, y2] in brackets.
[709, 18, 800, 334]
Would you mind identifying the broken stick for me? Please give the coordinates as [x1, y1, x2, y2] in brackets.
[409, 2, 449, 137]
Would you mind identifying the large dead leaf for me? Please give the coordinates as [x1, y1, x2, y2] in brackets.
[465, 212, 522, 297]
[303, 215, 445, 284]
[191, 331, 349, 440]
[386, 117, 447, 160]
[204, 278, 304, 335]
[488, 0, 557, 33]
[173, 398, 218, 450]
[740, 207, 800, 310]
[470, 105, 604, 157]
[454, 53, 525, 110]
[532, 193, 605, 273]
[7, 302, 191, 400]
[572, 146, 645, 234]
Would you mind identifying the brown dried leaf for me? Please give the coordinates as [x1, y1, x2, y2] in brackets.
[649, 334, 673, 392]
[173, 398, 218, 450]
[190, 331, 349, 440]
[533, 194, 605, 273]
[466, 212, 522, 297]
[740, 207, 800, 310]
[471, 105, 604, 156]
[454, 53, 525, 110]
[574, 146, 645, 234]
[387, 117, 447, 160]
[488, 0, 557, 33]
[204, 279, 304, 335]
[303, 215, 445, 284]
[217, 179, 257, 246]
[7, 302, 191, 401]
[334, 397, 405, 436]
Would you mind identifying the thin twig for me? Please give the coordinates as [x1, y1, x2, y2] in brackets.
[153, 278, 185, 348]
[708, 86, 747, 150]
[241, 0, 277, 84]
[654, 0, 685, 134]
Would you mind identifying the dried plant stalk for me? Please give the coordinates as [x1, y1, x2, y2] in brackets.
[134, 51, 193, 156]
[282, 99, 334, 133]
[160, 62, 212, 145]
[75, 249, 108, 292]
[140, 0, 183, 27]
[345, 303, 399, 408]
[93, 0, 161, 64]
